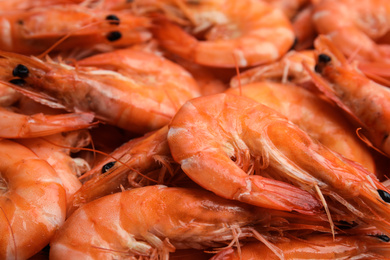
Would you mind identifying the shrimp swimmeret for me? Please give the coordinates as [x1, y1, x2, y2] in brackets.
[167, 93, 390, 235]
[0, 139, 66, 259]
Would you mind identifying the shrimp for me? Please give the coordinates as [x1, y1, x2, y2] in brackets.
[211, 234, 390, 259]
[50, 185, 282, 259]
[68, 126, 177, 215]
[0, 139, 66, 259]
[17, 130, 91, 209]
[262, 0, 310, 19]
[312, 0, 390, 62]
[0, 0, 84, 12]
[0, 106, 94, 138]
[225, 82, 377, 176]
[147, 0, 295, 68]
[0, 48, 200, 134]
[307, 35, 390, 157]
[0, 5, 151, 55]
[167, 93, 390, 235]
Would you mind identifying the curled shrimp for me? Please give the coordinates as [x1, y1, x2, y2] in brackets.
[0, 139, 66, 259]
[146, 0, 295, 68]
[312, 0, 390, 62]
[0, 106, 94, 138]
[225, 82, 377, 176]
[0, 5, 151, 55]
[167, 93, 390, 235]
[168, 93, 322, 215]
[211, 234, 390, 259]
[307, 35, 390, 157]
[0, 48, 200, 134]
[51, 185, 280, 259]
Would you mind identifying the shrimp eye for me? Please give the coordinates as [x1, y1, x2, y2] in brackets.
[106, 31, 122, 42]
[12, 64, 29, 78]
[378, 189, 390, 203]
[318, 53, 331, 64]
[376, 234, 390, 242]
[102, 161, 116, 173]
[105, 14, 120, 25]
[9, 78, 26, 86]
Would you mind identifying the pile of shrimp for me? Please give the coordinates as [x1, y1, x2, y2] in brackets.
[2, 0, 390, 259]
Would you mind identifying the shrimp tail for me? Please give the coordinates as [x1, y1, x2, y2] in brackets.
[239, 175, 322, 215]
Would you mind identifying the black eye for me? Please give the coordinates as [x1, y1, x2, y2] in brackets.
[376, 234, 390, 242]
[9, 78, 26, 86]
[102, 161, 116, 173]
[105, 14, 120, 25]
[12, 64, 29, 78]
[378, 189, 390, 203]
[318, 53, 331, 64]
[106, 31, 122, 42]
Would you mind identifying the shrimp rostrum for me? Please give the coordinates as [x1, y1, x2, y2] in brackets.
[167, 93, 390, 235]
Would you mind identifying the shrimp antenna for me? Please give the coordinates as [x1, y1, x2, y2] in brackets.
[0, 206, 17, 260]
[250, 228, 284, 260]
[314, 184, 335, 240]
[36, 19, 117, 59]
[40, 137, 159, 183]
[232, 53, 242, 96]
[355, 128, 388, 157]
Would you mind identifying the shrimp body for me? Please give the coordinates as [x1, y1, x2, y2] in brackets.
[0, 139, 66, 259]
[211, 234, 390, 259]
[0, 5, 151, 55]
[0, 49, 200, 134]
[313, 0, 390, 62]
[167, 93, 390, 234]
[168, 93, 321, 215]
[225, 82, 376, 175]
[149, 0, 295, 68]
[18, 130, 91, 210]
[51, 185, 268, 259]
[0, 107, 94, 138]
[310, 35, 390, 157]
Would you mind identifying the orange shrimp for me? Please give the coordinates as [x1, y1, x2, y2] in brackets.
[0, 48, 200, 134]
[211, 234, 390, 259]
[0, 106, 94, 138]
[50, 185, 281, 259]
[308, 35, 390, 157]
[0, 139, 66, 259]
[263, 0, 310, 19]
[167, 93, 390, 234]
[0, 0, 84, 12]
[68, 126, 176, 215]
[168, 93, 321, 215]
[17, 130, 91, 209]
[312, 0, 390, 62]
[225, 82, 377, 176]
[147, 0, 295, 68]
[0, 5, 151, 55]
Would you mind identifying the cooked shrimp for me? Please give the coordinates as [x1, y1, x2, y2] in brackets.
[51, 185, 279, 259]
[230, 50, 315, 88]
[308, 35, 390, 157]
[17, 130, 91, 209]
[0, 139, 66, 259]
[0, 106, 94, 138]
[0, 5, 151, 55]
[225, 82, 377, 175]
[167, 93, 390, 234]
[263, 0, 310, 19]
[0, 0, 83, 12]
[211, 234, 390, 259]
[147, 0, 295, 68]
[0, 48, 200, 134]
[312, 0, 390, 62]
[68, 126, 176, 215]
